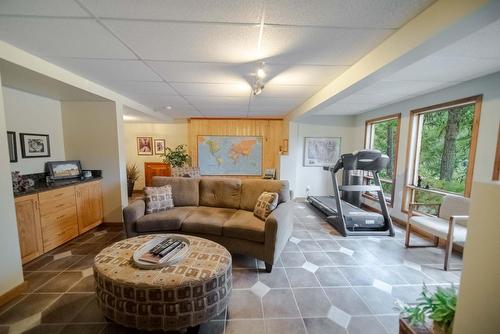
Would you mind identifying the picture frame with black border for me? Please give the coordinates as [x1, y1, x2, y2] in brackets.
[20, 133, 50, 158]
[7, 131, 17, 163]
[154, 139, 166, 155]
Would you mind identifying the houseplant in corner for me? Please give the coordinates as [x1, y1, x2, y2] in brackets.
[126, 164, 139, 197]
[162, 144, 191, 168]
[398, 284, 457, 334]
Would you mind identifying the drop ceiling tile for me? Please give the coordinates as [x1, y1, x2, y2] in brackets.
[260, 84, 320, 98]
[171, 82, 251, 97]
[387, 56, 500, 82]
[248, 104, 289, 114]
[147, 61, 248, 83]
[0, 0, 89, 17]
[250, 97, 303, 108]
[268, 65, 349, 85]
[247, 109, 287, 117]
[105, 20, 260, 62]
[185, 96, 250, 107]
[0, 17, 135, 59]
[104, 81, 178, 97]
[260, 25, 394, 65]
[316, 102, 379, 115]
[132, 94, 191, 109]
[196, 105, 249, 114]
[80, 0, 263, 23]
[46, 58, 161, 83]
[198, 109, 249, 117]
[263, 0, 434, 28]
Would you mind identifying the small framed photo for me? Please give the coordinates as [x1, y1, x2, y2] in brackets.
[137, 137, 153, 155]
[154, 139, 166, 155]
[7, 131, 17, 162]
[20, 133, 50, 158]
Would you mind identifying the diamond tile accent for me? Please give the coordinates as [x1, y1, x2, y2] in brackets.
[302, 261, 319, 273]
[338, 247, 354, 256]
[251, 281, 271, 298]
[403, 260, 422, 271]
[52, 251, 72, 260]
[372, 279, 393, 294]
[81, 267, 94, 277]
[327, 305, 351, 329]
[290, 237, 301, 244]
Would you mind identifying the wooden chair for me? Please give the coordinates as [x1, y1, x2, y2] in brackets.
[405, 194, 470, 271]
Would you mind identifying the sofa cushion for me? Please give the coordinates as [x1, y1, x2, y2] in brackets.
[152, 177, 200, 207]
[240, 179, 289, 211]
[144, 185, 174, 214]
[223, 210, 265, 243]
[253, 192, 279, 220]
[199, 178, 241, 209]
[136, 207, 195, 232]
[182, 206, 237, 236]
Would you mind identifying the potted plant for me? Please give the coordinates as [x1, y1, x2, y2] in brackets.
[398, 284, 457, 334]
[126, 164, 139, 197]
[162, 144, 191, 168]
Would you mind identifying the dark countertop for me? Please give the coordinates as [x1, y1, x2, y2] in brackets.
[14, 177, 102, 198]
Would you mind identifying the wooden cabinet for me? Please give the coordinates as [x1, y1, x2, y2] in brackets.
[144, 162, 171, 186]
[14, 179, 104, 262]
[15, 194, 43, 264]
[75, 180, 103, 233]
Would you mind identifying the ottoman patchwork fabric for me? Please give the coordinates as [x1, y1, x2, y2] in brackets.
[93, 234, 232, 331]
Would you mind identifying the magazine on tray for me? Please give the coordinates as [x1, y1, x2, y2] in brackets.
[139, 237, 187, 264]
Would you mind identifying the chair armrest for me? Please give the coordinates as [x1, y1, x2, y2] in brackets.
[450, 215, 469, 226]
[264, 201, 293, 264]
[122, 199, 145, 237]
[408, 203, 441, 219]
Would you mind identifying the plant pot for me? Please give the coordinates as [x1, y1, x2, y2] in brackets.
[127, 180, 135, 197]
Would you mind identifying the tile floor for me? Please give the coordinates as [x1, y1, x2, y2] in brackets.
[0, 201, 462, 334]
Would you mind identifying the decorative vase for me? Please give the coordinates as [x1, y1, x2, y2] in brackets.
[127, 180, 135, 197]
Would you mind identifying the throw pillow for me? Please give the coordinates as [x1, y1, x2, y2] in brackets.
[254, 191, 279, 220]
[144, 185, 174, 214]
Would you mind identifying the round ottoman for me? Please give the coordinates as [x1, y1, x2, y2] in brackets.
[93, 234, 232, 331]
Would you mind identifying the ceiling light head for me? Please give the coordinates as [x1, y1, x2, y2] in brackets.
[256, 68, 266, 79]
[165, 106, 172, 110]
[252, 82, 264, 96]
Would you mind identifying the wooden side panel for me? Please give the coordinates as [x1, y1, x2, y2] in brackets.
[144, 162, 171, 186]
[188, 118, 284, 177]
[76, 180, 103, 234]
[15, 194, 43, 264]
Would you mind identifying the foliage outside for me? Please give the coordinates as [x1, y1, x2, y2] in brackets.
[162, 144, 192, 168]
[126, 164, 139, 182]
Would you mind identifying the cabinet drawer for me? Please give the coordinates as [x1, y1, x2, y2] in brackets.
[39, 194, 76, 217]
[40, 206, 78, 231]
[38, 187, 75, 203]
[43, 223, 78, 252]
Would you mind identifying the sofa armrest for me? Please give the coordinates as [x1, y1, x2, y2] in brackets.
[123, 199, 145, 237]
[264, 201, 293, 265]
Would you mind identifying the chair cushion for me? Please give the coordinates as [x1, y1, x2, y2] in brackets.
[136, 207, 195, 232]
[439, 195, 470, 224]
[253, 192, 279, 220]
[144, 185, 174, 214]
[182, 206, 237, 236]
[223, 210, 266, 243]
[409, 215, 467, 242]
[152, 177, 200, 207]
[240, 179, 290, 211]
[199, 178, 241, 209]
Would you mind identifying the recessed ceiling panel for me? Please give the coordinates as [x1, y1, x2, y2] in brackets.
[171, 82, 251, 97]
[0, 17, 136, 59]
[186, 96, 250, 107]
[0, 0, 90, 17]
[132, 94, 191, 109]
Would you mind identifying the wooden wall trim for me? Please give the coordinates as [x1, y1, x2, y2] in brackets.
[0, 281, 28, 307]
[493, 122, 500, 181]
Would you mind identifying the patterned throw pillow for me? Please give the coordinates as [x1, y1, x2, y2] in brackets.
[144, 185, 174, 214]
[254, 192, 279, 221]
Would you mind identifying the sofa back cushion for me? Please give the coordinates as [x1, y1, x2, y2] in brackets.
[199, 178, 241, 209]
[152, 176, 200, 207]
[240, 179, 290, 211]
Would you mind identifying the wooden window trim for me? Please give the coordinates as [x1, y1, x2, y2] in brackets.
[363, 113, 401, 207]
[402, 95, 482, 212]
[493, 122, 500, 181]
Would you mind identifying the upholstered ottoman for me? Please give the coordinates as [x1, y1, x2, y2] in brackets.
[93, 234, 232, 331]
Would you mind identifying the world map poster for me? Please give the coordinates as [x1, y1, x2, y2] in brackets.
[197, 136, 263, 175]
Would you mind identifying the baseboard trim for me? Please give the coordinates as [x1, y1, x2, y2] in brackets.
[0, 281, 28, 307]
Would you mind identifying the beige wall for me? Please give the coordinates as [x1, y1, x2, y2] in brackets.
[454, 181, 500, 333]
[61, 101, 126, 222]
[3, 87, 66, 174]
[0, 73, 24, 295]
[124, 121, 189, 190]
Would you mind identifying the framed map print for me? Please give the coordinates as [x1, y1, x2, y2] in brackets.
[304, 137, 341, 167]
[197, 135, 263, 175]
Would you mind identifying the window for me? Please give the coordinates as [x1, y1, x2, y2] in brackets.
[403, 96, 482, 214]
[364, 114, 401, 206]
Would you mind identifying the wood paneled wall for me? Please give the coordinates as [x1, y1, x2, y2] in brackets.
[188, 118, 284, 177]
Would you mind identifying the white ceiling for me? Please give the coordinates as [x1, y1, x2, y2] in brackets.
[0, 0, 435, 120]
[316, 18, 500, 115]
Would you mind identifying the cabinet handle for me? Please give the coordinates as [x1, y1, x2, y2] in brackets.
[56, 204, 64, 208]
[56, 214, 65, 220]
[34, 201, 38, 210]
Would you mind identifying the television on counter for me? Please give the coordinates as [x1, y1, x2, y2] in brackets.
[46, 160, 82, 180]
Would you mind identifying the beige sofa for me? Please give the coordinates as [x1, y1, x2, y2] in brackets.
[123, 177, 292, 272]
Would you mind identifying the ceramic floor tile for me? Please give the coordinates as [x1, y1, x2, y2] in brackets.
[338, 267, 374, 286]
[285, 268, 320, 287]
[262, 289, 300, 318]
[232, 269, 259, 289]
[377, 315, 400, 334]
[41, 293, 94, 323]
[348, 316, 389, 334]
[227, 290, 262, 319]
[280, 252, 307, 267]
[303, 317, 347, 334]
[0, 293, 60, 324]
[315, 267, 350, 287]
[265, 318, 306, 334]
[36, 271, 83, 293]
[225, 319, 265, 334]
[354, 287, 398, 315]
[323, 287, 372, 315]
[24, 272, 60, 292]
[303, 252, 334, 267]
[258, 267, 290, 288]
[293, 288, 331, 318]
[326, 252, 359, 265]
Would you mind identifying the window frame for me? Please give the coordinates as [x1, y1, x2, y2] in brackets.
[402, 95, 482, 212]
[363, 113, 402, 207]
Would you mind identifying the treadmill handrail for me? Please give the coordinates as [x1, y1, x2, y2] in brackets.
[339, 185, 381, 192]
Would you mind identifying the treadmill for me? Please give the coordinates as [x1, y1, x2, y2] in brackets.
[307, 150, 395, 237]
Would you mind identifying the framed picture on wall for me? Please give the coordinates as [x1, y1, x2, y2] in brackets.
[154, 139, 166, 155]
[303, 137, 341, 167]
[20, 133, 50, 158]
[137, 137, 153, 155]
[7, 131, 17, 162]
